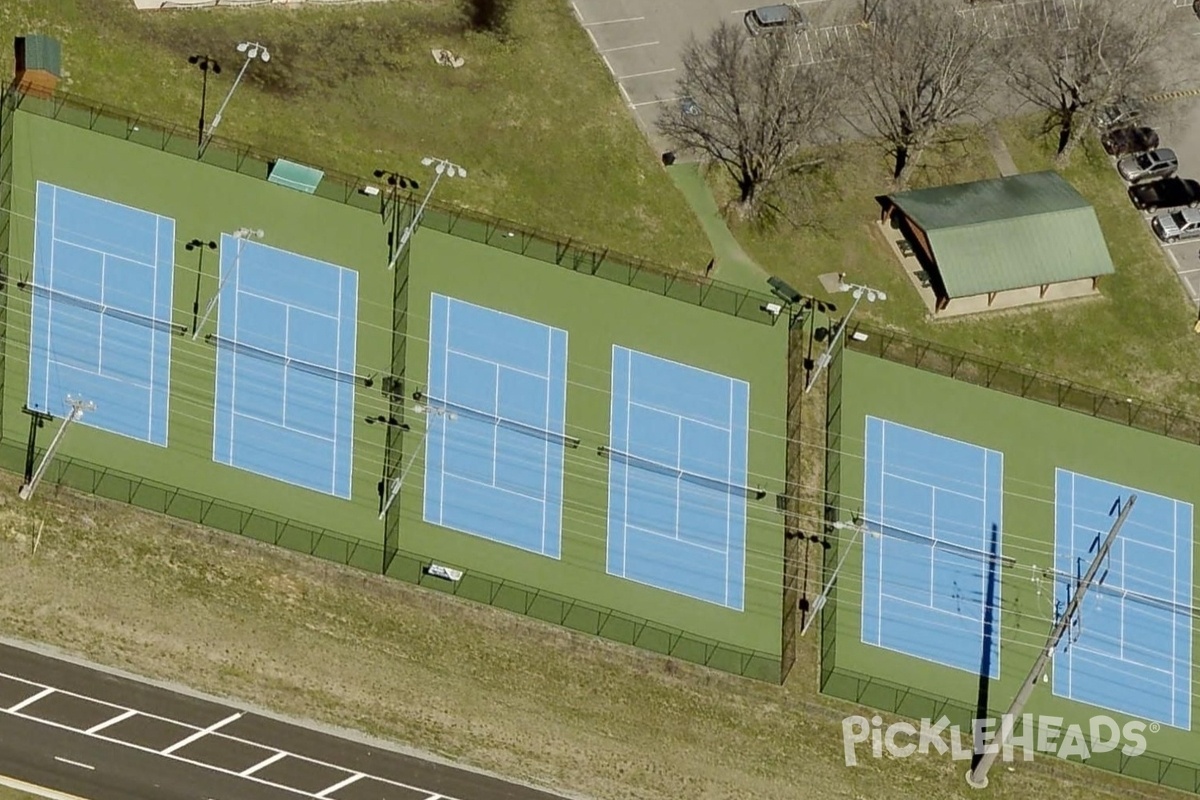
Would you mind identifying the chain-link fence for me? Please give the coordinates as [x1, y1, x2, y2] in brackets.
[822, 330, 1200, 792]
[7, 90, 782, 326]
[846, 322, 1200, 445]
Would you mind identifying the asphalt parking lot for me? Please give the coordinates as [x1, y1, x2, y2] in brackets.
[569, 0, 842, 149]
[1130, 91, 1200, 309]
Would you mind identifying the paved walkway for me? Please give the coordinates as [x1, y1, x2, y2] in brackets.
[666, 163, 769, 293]
[985, 124, 1019, 176]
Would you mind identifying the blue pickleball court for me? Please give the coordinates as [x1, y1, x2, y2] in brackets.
[211, 236, 358, 498]
[27, 181, 176, 445]
[422, 294, 570, 558]
[861, 417, 1004, 677]
[1054, 470, 1192, 729]
[605, 346, 751, 611]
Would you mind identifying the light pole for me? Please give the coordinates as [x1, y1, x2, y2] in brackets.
[187, 54, 221, 153]
[186, 238, 218, 335]
[804, 276, 886, 393]
[193, 228, 264, 341]
[201, 41, 270, 153]
[387, 157, 467, 270]
[801, 519, 865, 636]
[373, 169, 420, 266]
[378, 400, 456, 520]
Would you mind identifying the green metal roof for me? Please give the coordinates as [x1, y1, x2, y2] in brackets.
[888, 171, 1115, 298]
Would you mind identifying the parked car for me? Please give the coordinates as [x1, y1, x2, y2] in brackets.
[1102, 125, 1160, 157]
[1129, 178, 1200, 211]
[744, 4, 806, 36]
[1151, 208, 1200, 243]
[1117, 148, 1178, 184]
[1097, 99, 1142, 131]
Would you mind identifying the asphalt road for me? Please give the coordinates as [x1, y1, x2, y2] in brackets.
[0, 641, 571, 800]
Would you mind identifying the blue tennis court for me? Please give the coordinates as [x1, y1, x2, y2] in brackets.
[861, 417, 1004, 677]
[211, 236, 358, 498]
[27, 181, 176, 445]
[422, 294, 569, 558]
[1054, 470, 1192, 729]
[605, 347, 750, 610]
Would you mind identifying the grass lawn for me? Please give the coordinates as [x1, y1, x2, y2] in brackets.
[732, 115, 1200, 413]
[0, 786, 42, 800]
[0, 0, 708, 270]
[0, 478, 1188, 800]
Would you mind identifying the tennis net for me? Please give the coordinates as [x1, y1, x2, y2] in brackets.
[869, 521, 1015, 569]
[418, 393, 580, 449]
[25, 282, 185, 336]
[210, 334, 370, 386]
[599, 445, 766, 500]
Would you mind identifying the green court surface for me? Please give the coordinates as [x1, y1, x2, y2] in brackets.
[4, 110, 392, 542]
[398, 228, 789, 655]
[1, 105, 792, 668]
[826, 347, 1200, 772]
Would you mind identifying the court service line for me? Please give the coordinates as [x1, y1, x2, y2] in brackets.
[230, 410, 337, 444]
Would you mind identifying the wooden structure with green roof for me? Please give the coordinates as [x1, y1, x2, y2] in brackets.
[881, 171, 1115, 314]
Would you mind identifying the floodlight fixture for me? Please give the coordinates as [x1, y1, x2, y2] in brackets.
[387, 157, 468, 270]
[805, 276, 887, 394]
[201, 42, 273, 152]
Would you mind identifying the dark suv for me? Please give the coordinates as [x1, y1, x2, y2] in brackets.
[744, 4, 806, 36]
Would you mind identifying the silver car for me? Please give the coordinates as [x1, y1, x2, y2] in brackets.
[1151, 207, 1200, 243]
[1117, 149, 1178, 184]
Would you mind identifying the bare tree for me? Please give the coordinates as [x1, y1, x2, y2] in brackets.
[1005, 0, 1169, 164]
[657, 22, 843, 219]
[851, 0, 995, 187]
[460, 0, 513, 37]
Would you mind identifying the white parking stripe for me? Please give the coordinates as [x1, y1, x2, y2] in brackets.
[599, 41, 659, 53]
[315, 773, 364, 797]
[86, 708, 138, 734]
[8, 687, 54, 712]
[161, 712, 242, 755]
[240, 750, 289, 776]
[631, 97, 679, 108]
[0, 669, 468, 800]
[583, 16, 645, 26]
[53, 757, 94, 771]
[618, 68, 676, 80]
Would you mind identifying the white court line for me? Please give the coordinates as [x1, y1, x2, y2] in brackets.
[626, 524, 727, 555]
[444, 471, 547, 505]
[490, 365, 501, 486]
[231, 410, 337, 444]
[241, 750, 288, 776]
[53, 757, 94, 771]
[161, 712, 242, 755]
[541, 339, 553, 555]
[8, 687, 54, 712]
[48, 238, 158, 272]
[448, 348, 548, 380]
[315, 773, 364, 798]
[617, 68, 676, 80]
[600, 41, 658, 53]
[281, 307, 292, 428]
[583, 16, 645, 26]
[42, 187, 57, 415]
[629, 400, 727, 431]
[86, 708, 138, 734]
